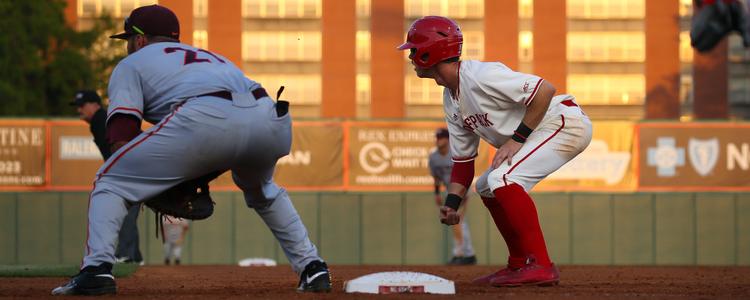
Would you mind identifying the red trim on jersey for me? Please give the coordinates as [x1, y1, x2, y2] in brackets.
[561, 99, 578, 107]
[451, 153, 478, 163]
[98, 106, 180, 180]
[502, 115, 565, 186]
[524, 79, 544, 106]
[107, 107, 143, 119]
[450, 160, 475, 188]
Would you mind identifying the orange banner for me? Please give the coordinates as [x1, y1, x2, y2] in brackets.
[535, 121, 637, 192]
[211, 122, 344, 190]
[0, 121, 46, 187]
[8, 119, 750, 193]
[49, 121, 105, 189]
[637, 123, 750, 191]
[346, 122, 490, 191]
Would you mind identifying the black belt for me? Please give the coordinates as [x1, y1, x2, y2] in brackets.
[198, 88, 269, 101]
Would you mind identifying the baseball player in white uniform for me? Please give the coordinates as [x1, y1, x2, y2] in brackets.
[161, 216, 189, 265]
[52, 5, 330, 295]
[399, 16, 592, 287]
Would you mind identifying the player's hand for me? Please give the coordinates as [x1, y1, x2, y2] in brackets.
[492, 140, 523, 169]
[439, 206, 460, 225]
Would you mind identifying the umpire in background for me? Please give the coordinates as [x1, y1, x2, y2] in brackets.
[70, 90, 143, 264]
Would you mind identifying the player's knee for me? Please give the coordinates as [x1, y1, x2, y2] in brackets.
[490, 174, 535, 193]
[487, 171, 531, 193]
[245, 187, 289, 210]
[474, 172, 494, 199]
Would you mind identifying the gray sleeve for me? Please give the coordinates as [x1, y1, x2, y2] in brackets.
[428, 154, 439, 179]
[107, 62, 144, 122]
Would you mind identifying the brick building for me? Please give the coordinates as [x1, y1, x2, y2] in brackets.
[64, 0, 750, 120]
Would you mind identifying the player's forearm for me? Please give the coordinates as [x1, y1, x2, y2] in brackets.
[433, 180, 442, 206]
[522, 80, 555, 130]
[448, 160, 474, 198]
[447, 182, 468, 198]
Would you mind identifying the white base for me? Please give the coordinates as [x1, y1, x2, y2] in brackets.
[237, 258, 277, 267]
[344, 271, 455, 294]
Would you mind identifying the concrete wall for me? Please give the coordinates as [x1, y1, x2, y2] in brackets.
[2, 192, 749, 266]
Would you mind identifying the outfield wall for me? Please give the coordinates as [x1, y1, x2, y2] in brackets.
[2, 191, 749, 266]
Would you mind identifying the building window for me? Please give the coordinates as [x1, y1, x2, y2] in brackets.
[679, 31, 693, 63]
[568, 74, 645, 105]
[405, 77, 444, 105]
[405, 0, 483, 19]
[567, 32, 645, 62]
[251, 75, 321, 104]
[730, 77, 750, 105]
[357, 0, 370, 18]
[462, 31, 483, 60]
[78, 0, 158, 17]
[519, 0, 533, 18]
[729, 35, 750, 105]
[193, 30, 208, 49]
[242, 0, 321, 18]
[242, 31, 321, 61]
[567, 0, 644, 19]
[194, 0, 208, 17]
[357, 74, 371, 105]
[79, 0, 99, 17]
[679, 0, 693, 17]
[356, 31, 370, 61]
[519, 31, 533, 62]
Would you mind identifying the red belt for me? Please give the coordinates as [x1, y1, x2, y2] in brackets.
[198, 88, 269, 101]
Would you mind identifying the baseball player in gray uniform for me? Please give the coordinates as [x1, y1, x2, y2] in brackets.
[52, 5, 330, 295]
[428, 128, 476, 265]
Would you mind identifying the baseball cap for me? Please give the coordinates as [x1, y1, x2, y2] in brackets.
[436, 128, 449, 139]
[109, 5, 180, 40]
[69, 90, 102, 107]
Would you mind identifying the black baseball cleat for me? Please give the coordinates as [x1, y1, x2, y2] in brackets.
[51, 263, 116, 296]
[458, 255, 478, 265]
[297, 260, 331, 293]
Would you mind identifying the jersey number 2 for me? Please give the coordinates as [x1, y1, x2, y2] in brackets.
[164, 47, 226, 65]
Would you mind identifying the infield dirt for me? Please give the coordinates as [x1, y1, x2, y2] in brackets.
[1, 265, 749, 299]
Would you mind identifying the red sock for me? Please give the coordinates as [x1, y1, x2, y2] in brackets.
[492, 184, 552, 267]
[482, 197, 526, 268]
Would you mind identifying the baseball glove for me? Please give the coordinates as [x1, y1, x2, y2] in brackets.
[144, 170, 224, 220]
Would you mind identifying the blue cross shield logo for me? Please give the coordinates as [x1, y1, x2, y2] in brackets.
[647, 137, 685, 177]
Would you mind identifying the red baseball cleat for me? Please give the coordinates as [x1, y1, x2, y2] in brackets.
[472, 267, 517, 285]
[490, 262, 560, 287]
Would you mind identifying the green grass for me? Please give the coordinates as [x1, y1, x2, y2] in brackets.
[0, 263, 139, 278]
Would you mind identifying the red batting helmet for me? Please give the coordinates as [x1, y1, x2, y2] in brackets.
[398, 16, 463, 69]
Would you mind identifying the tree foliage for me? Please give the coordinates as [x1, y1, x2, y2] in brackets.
[0, 0, 124, 117]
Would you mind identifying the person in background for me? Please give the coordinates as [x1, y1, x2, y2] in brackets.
[70, 90, 143, 265]
[162, 216, 189, 265]
[428, 128, 477, 265]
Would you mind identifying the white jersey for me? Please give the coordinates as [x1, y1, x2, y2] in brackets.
[162, 217, 189, 243]
[444, 60, 546, 162]
[107, 42, 258, 124]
